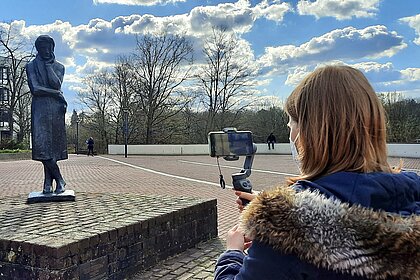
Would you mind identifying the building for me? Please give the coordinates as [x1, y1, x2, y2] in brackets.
[0, 57, 11, 141]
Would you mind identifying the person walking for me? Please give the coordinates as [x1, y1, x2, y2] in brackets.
[266, 132, 276, 150]
[87, 137, 94, 156]
[215, 65, 420, 279]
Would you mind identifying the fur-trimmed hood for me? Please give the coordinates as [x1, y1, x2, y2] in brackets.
[241, 187, 420, 280]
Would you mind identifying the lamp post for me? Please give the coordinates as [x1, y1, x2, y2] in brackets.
[123, 107, 128, 158]
[76, 117, 80, 155]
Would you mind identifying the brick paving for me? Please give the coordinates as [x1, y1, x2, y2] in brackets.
[0, 193, 217, 279]
[0, 154, 419, 279]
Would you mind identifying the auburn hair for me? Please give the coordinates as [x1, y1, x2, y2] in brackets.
[285, 65, 392, 184]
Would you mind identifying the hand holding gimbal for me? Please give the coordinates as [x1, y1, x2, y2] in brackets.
[208, 128, 257, 205]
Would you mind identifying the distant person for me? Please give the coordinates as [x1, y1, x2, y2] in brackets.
[87, 137, 94, 156]
[215, 65, 420, 279]
[266, 132, 276, 150]
[26, 35, 67, 194]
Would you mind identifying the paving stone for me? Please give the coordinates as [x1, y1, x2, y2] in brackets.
[0, 192, 216, 279]
[176, 272, 195, 280]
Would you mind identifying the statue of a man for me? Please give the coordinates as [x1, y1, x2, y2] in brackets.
[26, 35, 68, 194]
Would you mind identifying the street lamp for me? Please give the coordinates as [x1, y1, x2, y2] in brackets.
[123, 107, 128, 158]
[76, 117, 80, 155]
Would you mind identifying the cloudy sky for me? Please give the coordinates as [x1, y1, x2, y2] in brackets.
[1, 0, 420, 113]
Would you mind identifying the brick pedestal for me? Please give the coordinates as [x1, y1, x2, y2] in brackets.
[0, 193, 217, 279]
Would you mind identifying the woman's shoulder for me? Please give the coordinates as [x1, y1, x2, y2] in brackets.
[241, 185, 419, 279]
[400, 170, 420, 181]
[293, 171, 419, 211]
[295, 171, 419, 192]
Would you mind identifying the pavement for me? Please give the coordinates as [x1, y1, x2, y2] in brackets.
[1, 154, 419, 279]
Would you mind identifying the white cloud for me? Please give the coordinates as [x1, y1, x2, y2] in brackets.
[63, 73, 84, 85]
[400, 68, 420, 82]
[0, 20, 30, 44]
[253, 0, 292, 22]
[285, 66, 312, 86]
[282, 61, 420, 101]
[297, 0, 380, 20]
[350, 63, 420, 96]
[65, 1, 288, 72]
[249, 95, 285, 110]
[0, 20, 77, 67]
[188, 1, 255, 34]
[254, 78, 272, 88]
[259, 25, 406, 71]
[118, 14, 190, 35]
[352, 61, 393, 72]
[187, 0, 292, 35]
[3, 1, 280, 76]
[350, 62, 419, 89]
[66, 0, 292, 58]
[72, 18, 137, 62]
[285, 61, 347, 86]
[4, 3, 416, 104]
[351, 61, 401, 83]
[399, 14, 420, 45]
[75, 58, 114, 75]
[93, 0, 186, 6]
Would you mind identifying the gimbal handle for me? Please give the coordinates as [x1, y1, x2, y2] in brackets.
[231, 144, 256, 205]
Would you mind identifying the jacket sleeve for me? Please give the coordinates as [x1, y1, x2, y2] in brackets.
[214, 250, 245, 280]
[215, 241, 322, 280]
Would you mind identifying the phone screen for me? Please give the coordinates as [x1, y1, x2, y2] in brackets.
[208, 131, 254, 157]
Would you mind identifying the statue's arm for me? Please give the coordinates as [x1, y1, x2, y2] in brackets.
[26, 63, 66, 104]
[45, 62, 64, 90]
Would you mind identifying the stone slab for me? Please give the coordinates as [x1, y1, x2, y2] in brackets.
[0, 152, 31, 161]
[27, 190, 76, 204]
[0, 193, 218, 279]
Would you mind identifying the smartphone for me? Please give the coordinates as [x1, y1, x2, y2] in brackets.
[208, 130, 254, 157]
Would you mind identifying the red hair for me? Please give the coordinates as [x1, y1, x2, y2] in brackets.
[285, 65, 392, 184]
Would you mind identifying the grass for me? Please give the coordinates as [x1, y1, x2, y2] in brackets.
[0, 149, 31, 154]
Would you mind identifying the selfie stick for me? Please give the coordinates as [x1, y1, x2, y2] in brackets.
[231, 144, 257, 205]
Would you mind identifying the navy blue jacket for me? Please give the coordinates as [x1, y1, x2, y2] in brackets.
[215, 171, 420, 280]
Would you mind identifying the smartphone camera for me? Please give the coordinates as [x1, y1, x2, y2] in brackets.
[208, 128, 254, 158]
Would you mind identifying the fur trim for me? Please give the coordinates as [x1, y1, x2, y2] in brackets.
[241, 187, 420, 280]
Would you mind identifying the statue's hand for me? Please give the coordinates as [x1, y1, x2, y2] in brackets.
[44, 58, 55, 66]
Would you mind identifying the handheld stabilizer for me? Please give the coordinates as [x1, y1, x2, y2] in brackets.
[231, 150, 255, 193]
[208, 128, 257, 205]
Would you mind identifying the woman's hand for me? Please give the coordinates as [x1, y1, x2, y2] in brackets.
[226, 224, 252, 251]
[235, 190, 258, 212]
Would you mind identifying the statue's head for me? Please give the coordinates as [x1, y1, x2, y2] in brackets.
[35, 35, 55, 60]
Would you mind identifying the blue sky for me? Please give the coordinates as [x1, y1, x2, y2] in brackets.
[1, 0, 419, 114]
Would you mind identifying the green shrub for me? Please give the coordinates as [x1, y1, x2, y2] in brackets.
[0, 139, 28, 150]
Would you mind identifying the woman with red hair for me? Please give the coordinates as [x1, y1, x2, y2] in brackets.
[215, 66, 419, 279]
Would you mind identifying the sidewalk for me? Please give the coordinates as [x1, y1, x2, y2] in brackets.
[0, 154, 418, 279]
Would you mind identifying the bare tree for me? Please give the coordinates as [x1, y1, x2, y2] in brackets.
[130, 33, 194, 144]
[110, 56, 143, 144]
[0, 25, 33, 144]
[13, 85, 31, 144]
[197, 27, 256, 137]
[77, 70, 114, 152]
[379, 92, 420, 143]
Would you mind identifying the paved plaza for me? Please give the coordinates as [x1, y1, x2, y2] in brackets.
[1, 154, 419, 279]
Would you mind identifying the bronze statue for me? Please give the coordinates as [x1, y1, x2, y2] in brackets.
[26, 35, 68, 194]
